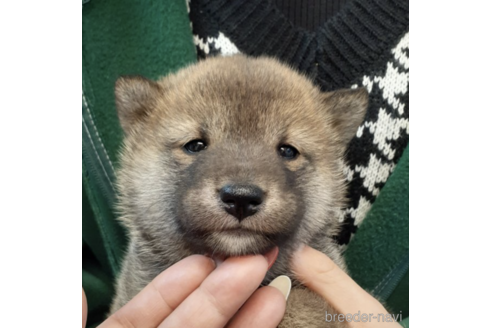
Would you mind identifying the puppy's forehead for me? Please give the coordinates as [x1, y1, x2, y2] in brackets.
[185, 57, 318, 108]
[162, 57, 324, 139]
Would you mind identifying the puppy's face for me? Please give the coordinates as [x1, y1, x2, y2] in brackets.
[115, 56, 367, 257]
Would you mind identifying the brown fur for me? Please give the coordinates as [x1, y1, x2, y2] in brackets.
[110, 56, 368, 327]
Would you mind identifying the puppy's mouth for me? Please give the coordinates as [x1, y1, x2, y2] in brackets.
[188, 227, 278, 258]
[217, 227, 259, 235]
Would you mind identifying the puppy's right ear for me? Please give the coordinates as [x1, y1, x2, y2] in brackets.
[115, 76, 161, 134]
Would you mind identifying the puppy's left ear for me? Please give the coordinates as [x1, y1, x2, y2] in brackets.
[322, 87, 369, 149]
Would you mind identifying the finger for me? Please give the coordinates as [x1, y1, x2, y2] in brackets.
[291, 245, 387, 316]
[82, 288, 87, 328]
[159, 249, 277, 328]
[227, 285, 286, 328]
[101, 255, 215, 328]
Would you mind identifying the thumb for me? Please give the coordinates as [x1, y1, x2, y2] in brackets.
[291, 245, 387, 317]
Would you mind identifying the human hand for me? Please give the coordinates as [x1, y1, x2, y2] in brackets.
[291, 245, 401, 327]
[83, 247, 291, 328]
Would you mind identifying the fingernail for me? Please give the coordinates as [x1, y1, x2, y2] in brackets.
[263, 247, 279, 269]
[268, 275, 292, 300]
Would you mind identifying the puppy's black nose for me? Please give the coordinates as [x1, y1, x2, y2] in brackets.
[220, 184, 264, 221]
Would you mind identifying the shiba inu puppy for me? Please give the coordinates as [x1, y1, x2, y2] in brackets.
[111, 55, 368, 327]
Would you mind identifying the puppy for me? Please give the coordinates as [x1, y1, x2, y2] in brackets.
[111, 55, 368, 327]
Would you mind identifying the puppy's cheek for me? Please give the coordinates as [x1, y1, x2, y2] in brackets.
[171, 148, 196, 167]
[283, 156, 309, 172]
[255, 191, 300, 234]
[179, 184, 223, 228]
[267, 189, 298, 214]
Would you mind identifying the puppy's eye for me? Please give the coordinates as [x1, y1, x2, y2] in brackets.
[278, 145, 299, 159]
[184, 139, 207, 153]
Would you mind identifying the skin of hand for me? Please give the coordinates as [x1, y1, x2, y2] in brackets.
[83, 288, 87, 328]
[291, 245, 402, 327]
[82, 247, 287, 328]
[83, 245, 401, 328]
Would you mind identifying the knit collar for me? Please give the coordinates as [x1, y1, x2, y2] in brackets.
[198, 0, 408, 90]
